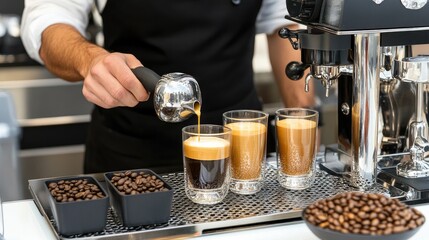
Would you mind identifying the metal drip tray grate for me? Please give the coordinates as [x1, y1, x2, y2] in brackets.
[29, 167, 406, 239]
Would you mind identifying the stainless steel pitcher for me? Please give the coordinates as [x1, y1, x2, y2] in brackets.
[131, 67, 202, 122]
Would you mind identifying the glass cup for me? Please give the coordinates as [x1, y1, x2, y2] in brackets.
[276, 108, 318, 190]
[223, 110, 268, 194]
[182, 124, 231, 205]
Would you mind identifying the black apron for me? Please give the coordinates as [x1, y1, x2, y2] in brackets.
[84, 0, 263, 174]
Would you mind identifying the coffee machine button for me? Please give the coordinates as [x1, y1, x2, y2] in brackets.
[341, 103, 350, 115]
[401, 0, 427, 9]
[231, 0, 241, 5]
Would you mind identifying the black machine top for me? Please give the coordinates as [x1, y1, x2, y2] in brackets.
[286, 0, 429, 31]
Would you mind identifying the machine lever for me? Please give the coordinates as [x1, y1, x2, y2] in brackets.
[286, 61, 308, 80]
[278, 28, 302, 50]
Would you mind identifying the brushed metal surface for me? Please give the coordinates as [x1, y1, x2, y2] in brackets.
[284, 16, 429, 35]
[0, 66, 90, 201]
[0, 66, 93, 120]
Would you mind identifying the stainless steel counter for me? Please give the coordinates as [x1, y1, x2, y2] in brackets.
[0, 66, 93, 200]
[0, 66, 93, 121]
[2, 199, 427, 240]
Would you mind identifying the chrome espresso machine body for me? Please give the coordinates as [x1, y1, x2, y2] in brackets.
[281, 0, 429, 190]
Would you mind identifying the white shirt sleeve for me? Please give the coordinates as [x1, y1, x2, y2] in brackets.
[21, 0, 94, 64]
[256, 0, 294, 35]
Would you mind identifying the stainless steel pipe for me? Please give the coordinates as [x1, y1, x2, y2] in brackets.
[350, 33, 380, 189]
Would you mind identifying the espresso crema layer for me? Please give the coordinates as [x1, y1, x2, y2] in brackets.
[183, 136, 230, 160]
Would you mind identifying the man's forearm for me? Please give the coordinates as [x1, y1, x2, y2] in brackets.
[267, 25, 315, 108]
[40, 23, 108, 82]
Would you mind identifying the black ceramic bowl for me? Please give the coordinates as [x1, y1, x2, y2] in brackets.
[302, 207, 425, 240]
[45, 176, 109, 236]
[303, 216, 423, 240]
[104, 169, 174, 227]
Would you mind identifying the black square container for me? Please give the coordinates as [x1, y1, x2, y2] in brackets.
[104, 169, 174, 227]
[45, 176, 109, 236]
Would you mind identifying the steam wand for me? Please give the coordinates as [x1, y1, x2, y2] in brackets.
[394, 56, 429, 177]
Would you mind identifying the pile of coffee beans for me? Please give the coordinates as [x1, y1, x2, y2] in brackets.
[47, 178, 105, 202]
[304, 192, 425, 235]
[109, 170, 169, 195]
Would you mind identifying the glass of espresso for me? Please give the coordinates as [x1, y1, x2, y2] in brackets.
[223, 110, 268, 194]
[182, 125, 231, 204]
[276, 108, 318, 190]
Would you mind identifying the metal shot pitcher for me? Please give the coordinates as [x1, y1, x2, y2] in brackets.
[131, 67, 202, 122]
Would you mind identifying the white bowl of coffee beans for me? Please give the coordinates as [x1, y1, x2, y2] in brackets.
[302, 192, 425, 240]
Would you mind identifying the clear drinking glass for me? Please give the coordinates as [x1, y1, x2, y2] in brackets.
[223, 110, 268, 194]
[276, 108, 318, 190]
[182, 125, 231, 204]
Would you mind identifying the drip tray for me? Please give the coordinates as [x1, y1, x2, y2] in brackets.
[381, 167, 429, 192]
[29, 167, 406, 239]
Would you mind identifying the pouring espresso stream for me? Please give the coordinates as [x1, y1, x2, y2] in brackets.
[133, 67, 232, 203]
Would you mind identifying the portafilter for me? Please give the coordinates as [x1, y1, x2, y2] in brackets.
[131, 67, 202, 122]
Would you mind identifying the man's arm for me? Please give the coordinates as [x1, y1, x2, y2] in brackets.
[266, 24, 315, 108]
[40, 24, 106, 81]
[39, 24, 149, 108]
[267, 24, 322, 148]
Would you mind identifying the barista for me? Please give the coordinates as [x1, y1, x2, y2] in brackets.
[21, 0, 316, 173]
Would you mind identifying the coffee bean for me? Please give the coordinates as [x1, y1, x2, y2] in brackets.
[75, 192, 85, 199]
[117, 178, 126, 185]
[371, 218, 380, 226]
[304, 192, 425, 236]
[47, 178, 105, 202]
[109, 170, 169, 195]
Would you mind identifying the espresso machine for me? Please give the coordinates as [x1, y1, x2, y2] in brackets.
[280, 0, 429, 189]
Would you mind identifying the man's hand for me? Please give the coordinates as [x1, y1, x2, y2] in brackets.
[40, 24, 150, 109]
[82, 52, 149, 108]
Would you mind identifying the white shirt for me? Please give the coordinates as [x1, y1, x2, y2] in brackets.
[21, 0, 293, 64]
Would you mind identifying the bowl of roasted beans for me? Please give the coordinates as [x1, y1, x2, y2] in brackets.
[104, 169, 173, 227]
[45, 176, 109, 236]
[302, 192, 425, 240]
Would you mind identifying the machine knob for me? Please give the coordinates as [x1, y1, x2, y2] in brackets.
[401, 0, 427, 9]
[286, 61, 308, 80]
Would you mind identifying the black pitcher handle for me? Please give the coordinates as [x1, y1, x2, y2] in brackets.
[131, 66, 161, 93]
